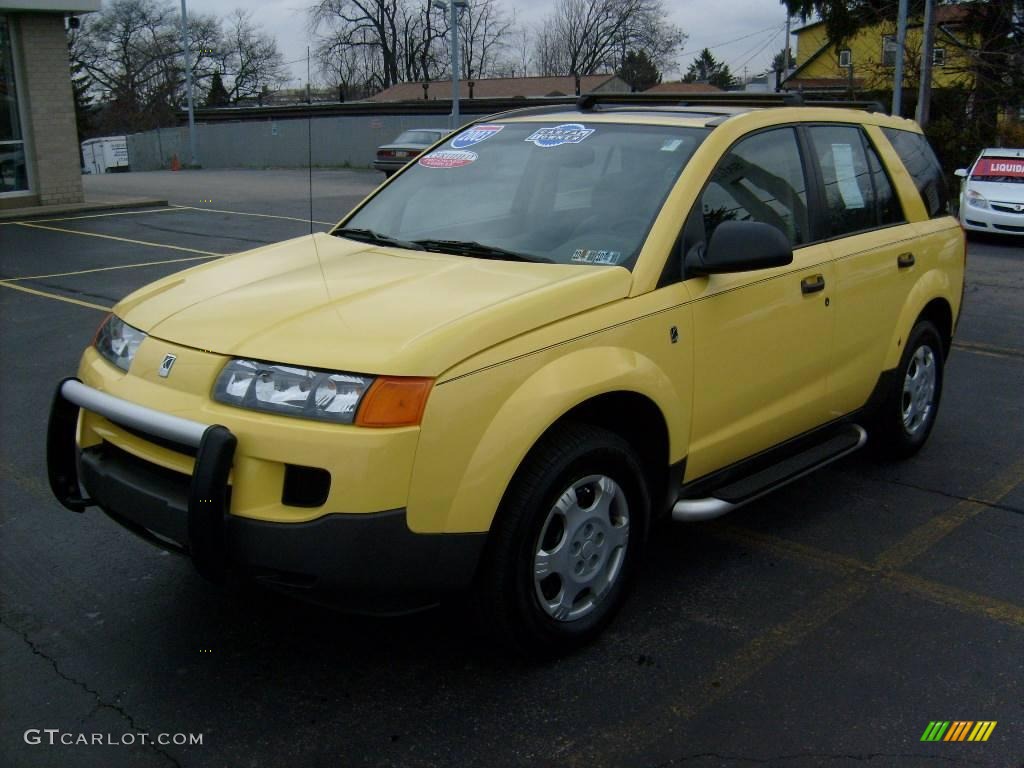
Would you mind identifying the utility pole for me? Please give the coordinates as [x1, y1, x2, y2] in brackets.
[892, 0, 909, 116]
[432, 0, 469, 130]
[916, 0, 936, 126]
[179, 0, 197, 167]
[783, 13, 791, 75]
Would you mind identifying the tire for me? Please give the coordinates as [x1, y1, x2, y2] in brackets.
[871, 319, 945, 459]
[474, 423, 650, 658]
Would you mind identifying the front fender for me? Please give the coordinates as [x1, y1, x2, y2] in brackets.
[405, 346, 687, 534]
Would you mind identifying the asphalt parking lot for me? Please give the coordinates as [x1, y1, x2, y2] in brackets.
[1, 170, 1022, 768]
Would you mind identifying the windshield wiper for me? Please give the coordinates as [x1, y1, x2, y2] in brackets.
[412, 239, 549, 263]
[332, 227, 424, 251]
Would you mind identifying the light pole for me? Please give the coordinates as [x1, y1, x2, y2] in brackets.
[432, 0, 469, 130]
[179, 0, 198, 167]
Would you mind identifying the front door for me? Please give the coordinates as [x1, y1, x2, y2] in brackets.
[684, 126, 836, 480]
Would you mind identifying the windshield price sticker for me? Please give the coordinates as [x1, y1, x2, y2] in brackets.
[975, 158, 1024, 177]
[419, 150, 478, 169]
[451, 124, 504, 149]
[571, 249, 621, 265]
[525, 123, 595, 148]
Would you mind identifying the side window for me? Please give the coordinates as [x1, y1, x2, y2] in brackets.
[700, 127, 809, 247]
[881, 128, 950, 218]
[863, 134, 904, 226]
[808, 125, 876, 237]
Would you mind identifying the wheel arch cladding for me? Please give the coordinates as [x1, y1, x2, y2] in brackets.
[917, 297, 953, 356]
[884, 270, 956, 370]
[556, 391, 670, 522]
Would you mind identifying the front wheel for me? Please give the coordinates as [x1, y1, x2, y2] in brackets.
[475, 423, 650, 657]
[871, 319, 945, 459]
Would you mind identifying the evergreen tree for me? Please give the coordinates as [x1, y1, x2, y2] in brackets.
[617, 49, 662, 92]
[205, 71, 231, 107]
[683, 48, 737, 89]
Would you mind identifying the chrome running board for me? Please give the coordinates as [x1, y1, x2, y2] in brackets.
[672, 424, 868, 522]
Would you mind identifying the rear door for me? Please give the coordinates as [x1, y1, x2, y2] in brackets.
[803, 123, 918, 417]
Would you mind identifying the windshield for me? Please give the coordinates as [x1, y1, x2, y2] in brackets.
[393, 130, 445, 145]
[345, 121, 708, 268]
[971, 156, 1024, 184]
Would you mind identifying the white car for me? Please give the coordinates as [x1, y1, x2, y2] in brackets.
[956, 148, 1024, 236]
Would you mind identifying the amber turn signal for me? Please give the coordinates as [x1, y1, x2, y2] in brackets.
[355, 377, 434, 427]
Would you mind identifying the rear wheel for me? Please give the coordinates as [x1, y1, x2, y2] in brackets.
[872, 319, 945, 459]
[475, 423, 649, 657]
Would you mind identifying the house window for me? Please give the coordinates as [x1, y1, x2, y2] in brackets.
[932, 47, 945, 67]
[882, 35, 899, 67]
[838, 49, 852, 68]
[0, 14, 30, 195]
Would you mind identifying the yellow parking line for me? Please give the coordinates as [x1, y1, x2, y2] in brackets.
[0, 207, 175, 225]
[952, 340, 1024, 360]
[0, 280, 111, 311]
[875, 456, 1024, 570]
[5, 254, 219, 282]
[581, 455, 1024, 749]
[713, 524, 1024, 629]
[178, 203, 335, 227]
[15, 221, 225, 256]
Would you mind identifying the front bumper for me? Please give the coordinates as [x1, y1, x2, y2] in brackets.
[960, 204, 1024, 235]
[47, 379, 485, 610]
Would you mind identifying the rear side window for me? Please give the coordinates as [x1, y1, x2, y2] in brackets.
[700, 127, 810, 246]
[882, 128, 950, 218]
[808, 125, 904, 237]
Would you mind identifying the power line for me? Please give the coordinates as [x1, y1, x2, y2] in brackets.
[733, 25, 786, 74]
[677, 23, 784, 61]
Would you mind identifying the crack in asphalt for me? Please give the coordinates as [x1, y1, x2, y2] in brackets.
[656, 751, 977, 766]
[1, 615, 182, 768]
[881, 477, 1024, 516]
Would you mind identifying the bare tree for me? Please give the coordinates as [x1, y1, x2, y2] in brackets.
[72, 0, 183, 130]
[218, 9, 287, 101]
[310, 0, 403, 90]
[534, 0, 684, 77]
[458, 0, 516, 79]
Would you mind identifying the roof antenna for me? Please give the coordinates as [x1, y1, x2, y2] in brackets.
[307, 46, 314, 236]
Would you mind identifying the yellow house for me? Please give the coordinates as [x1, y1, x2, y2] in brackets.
[783, 4, 975, 93]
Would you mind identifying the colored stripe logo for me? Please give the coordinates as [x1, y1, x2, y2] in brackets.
[921, 721, 997, 742]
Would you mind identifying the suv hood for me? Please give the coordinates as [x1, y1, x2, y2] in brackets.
[116, 233, 631, 377]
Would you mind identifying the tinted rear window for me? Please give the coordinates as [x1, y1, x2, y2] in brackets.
[882, 128, 950, 218]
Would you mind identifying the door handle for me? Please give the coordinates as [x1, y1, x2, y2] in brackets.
[897, 252, 916, 268]
[801, 274, 826, 294]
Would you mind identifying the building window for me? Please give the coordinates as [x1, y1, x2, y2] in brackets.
[882, 35, 899, 67]
[838, 49, 852, 68]
[932, 47, 945, 67]
[0, 15, 30, 194]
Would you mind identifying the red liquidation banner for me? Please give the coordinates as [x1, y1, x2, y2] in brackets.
[974, 157, 1024, 177]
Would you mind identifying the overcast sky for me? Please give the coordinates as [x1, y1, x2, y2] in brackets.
[183, 0, 795, 86]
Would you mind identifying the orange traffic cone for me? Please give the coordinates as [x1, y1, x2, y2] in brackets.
[170, 154, 181, 171]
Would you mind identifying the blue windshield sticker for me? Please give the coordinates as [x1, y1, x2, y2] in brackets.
[451, 124, 504, 149]
[572, 249, 621, 265]
[525, 123, 595, 148]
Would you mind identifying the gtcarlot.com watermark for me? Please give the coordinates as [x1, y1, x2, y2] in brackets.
[24, 729, 203, 747]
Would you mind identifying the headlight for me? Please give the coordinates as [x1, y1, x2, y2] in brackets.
[94, 315, 146, 371]
[966, 189, 989, 209]
[213, 359, 374, 424]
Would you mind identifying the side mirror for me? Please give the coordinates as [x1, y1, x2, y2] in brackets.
[685, 220, 793, 276]
[954, 168, 968, 178]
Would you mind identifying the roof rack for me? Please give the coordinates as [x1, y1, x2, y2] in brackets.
[574, 91, 887, 114]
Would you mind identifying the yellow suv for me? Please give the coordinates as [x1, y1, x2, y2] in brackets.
[47, 96, 965, 655]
